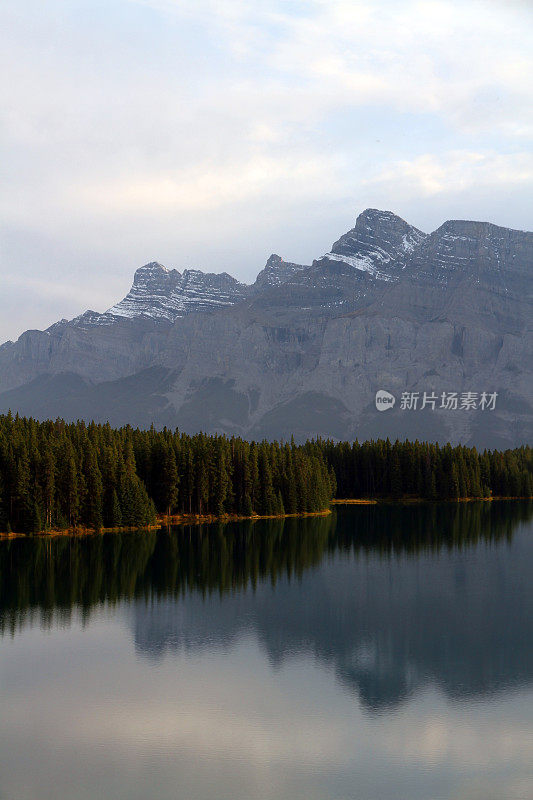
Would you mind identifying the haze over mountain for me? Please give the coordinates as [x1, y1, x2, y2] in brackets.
[1, 209, 531, 448]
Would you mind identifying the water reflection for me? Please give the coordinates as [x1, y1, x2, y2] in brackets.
[1, 501, 532, 714]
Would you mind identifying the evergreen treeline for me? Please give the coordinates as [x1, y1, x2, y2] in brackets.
[318, 438, 533, 500]
[0, 412, 531, 534]
[0, 413, 334, 533]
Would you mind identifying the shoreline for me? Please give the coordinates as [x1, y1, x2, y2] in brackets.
[1, 496, 531, 540]
[0, 507, 332, 540]
[332, 496, 532, 505]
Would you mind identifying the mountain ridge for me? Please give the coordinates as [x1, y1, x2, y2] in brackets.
[2, 208, 530, 338]
[0, 208, 531, 449]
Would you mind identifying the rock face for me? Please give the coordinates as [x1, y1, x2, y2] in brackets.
[0, 209, 531, 448]
[254, 254, 308, 288]
[317, 208, 426, 279]
[88, 261, 249, 324]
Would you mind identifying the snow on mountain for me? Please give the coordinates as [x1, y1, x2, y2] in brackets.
[1, 208, 531, 449]
[316, 209, 427, 281]
[404, 219, 533, 292]
[77, 262, 249, 325]
[68, 210, 430, 327]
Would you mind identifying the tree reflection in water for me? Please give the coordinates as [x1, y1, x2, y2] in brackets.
[1, 501, 532, 713]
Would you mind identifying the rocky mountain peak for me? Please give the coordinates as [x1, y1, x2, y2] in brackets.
[353, 208, 424, 239]
[179, 268, 248, 299]
[137, 260, 167, 270]
[316, 208, 427, 281]
[0, 209, 531, 449]
[254, 254, 308, 288]
[355, 207, 407, 227]
[132, 261, 174, 283]
[406, 218, 533, 289]
[103, 263, 248, 323]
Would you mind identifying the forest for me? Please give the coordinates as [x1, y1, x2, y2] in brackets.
[0, 412, 531, 533]
[320, 438, 533, 501]
[0, 413, 334, 533]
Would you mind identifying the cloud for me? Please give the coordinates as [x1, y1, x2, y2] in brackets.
[0, 0, 532, 341]
[132, 0, 533, 135]
[2, 273, 108, 308]
[76, 152, 344, 213]
[366, 150, 533, 198]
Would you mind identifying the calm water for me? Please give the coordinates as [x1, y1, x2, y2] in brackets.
[1, 502, 532, 800]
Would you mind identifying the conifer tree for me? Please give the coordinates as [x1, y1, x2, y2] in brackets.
[390, 450, 402, 499]
[83, 442, 103, 529]
[0, 414, 530, 534]
[160, 445, 179, 517]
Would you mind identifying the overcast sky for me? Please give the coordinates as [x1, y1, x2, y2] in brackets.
[1, 0, 532, 342]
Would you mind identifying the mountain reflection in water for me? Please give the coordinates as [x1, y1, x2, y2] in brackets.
[1, 501, 532, 714]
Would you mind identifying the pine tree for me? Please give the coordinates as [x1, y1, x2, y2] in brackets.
[83, 443, 103, 529]
[105, 488, 122, 527]
[40, 442, 55, 528]
[0, 474, 8, 531]
[214, 442, 230, 517]
[57, 440, 79, 527]
[277, 490, 285, 517]
[14, 444, 33, 532]
[243, 493, 253, 517]
[258, 448, 275, 515]
[161, 445, 179, 518]
[390, 451, 402, 499]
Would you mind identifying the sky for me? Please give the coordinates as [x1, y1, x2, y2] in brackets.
[1, 0, 532, 342]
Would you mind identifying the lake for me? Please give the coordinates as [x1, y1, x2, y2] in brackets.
[1, 502, 532, 800]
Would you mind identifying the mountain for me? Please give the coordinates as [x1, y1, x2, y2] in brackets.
[76, 261, 249, 325]
[316, 208, 426, 279]
[254, 254, 308, 288]
[0, 209, 531, 447]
